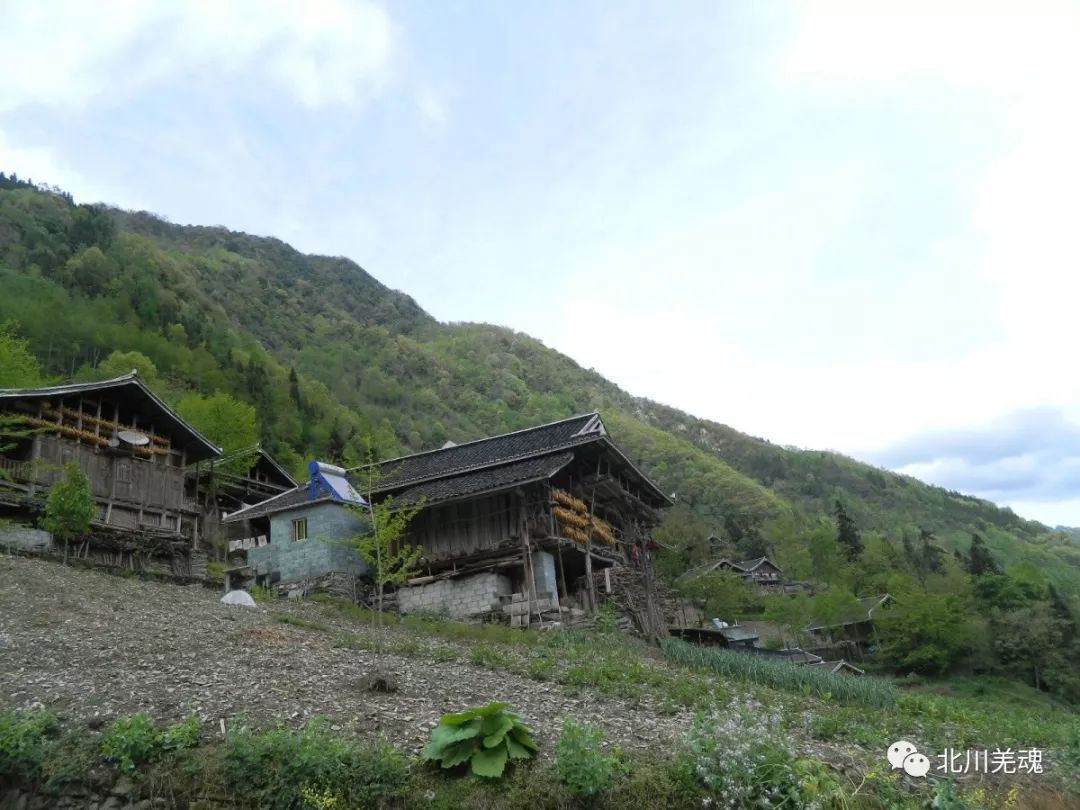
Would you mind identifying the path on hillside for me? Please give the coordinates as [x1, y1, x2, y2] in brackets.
[0, 556, 687, 755]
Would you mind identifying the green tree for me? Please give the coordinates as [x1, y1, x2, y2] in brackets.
[40, 462, 96, 564]
[809, 587, 863, 634]
[993, 606, 1069, 692]
[93, 350, 163, 391]
[967, 533, 1000, 577]
[0, 321, 42, 387]
[175, 391, 257, 472]
[679, 572, 761, 623]
[348, 441, 425, 641]
[653, 504, 711, 581]
[876, 591, 974, 675]
[0, 323, 43, 469]
[834, 500, 863, 562]
[763, 592, 813, 649]
[805, 518, 845, 584]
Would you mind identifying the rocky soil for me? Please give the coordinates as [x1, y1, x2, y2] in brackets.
[0, 555, 687, 756]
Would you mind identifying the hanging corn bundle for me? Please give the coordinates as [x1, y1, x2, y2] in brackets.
[553, 505, 590, 529]
[552, 489, 577, 509]
[564, 526, 591, 544]
[590, 516, 615, 545]
[552, 488, 588, 514]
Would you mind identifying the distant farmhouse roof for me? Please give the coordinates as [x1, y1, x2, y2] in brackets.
[717, 625, 759, 644]
[677, 555, 782, 584]
[0, 372, 220, 462]
[803, 660, 866, 675]
[360, 412, 671, 508]
[807, 594, 893, 632]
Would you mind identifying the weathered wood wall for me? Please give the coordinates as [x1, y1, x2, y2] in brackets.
[408, 492, 521, 563]
[33, 434, 189, 532]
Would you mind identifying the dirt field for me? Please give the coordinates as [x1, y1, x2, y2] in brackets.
[0, 555, 687, 755]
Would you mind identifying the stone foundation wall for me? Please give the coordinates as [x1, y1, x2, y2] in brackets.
[398, 572, 512, 618]
[0, 525, 194, 578]
[0, 525, 53, 552]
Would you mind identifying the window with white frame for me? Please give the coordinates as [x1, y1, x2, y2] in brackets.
[291, 517, 308, 542]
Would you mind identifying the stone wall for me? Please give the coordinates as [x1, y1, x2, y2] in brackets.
[398, 572, 512, 618]
[0, 525, 53, 552]
[0, 525, 195, 578]
[248, 502, 370, 584]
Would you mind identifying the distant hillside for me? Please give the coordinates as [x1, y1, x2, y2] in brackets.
[1, 174, 1078, 602]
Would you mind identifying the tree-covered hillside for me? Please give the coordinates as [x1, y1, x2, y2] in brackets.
[1, 174, 1078, 627]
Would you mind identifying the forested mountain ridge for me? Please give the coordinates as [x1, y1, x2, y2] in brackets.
[1, 174, 1078, 609]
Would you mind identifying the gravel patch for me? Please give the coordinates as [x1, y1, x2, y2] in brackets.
[0, 556, 688, 755]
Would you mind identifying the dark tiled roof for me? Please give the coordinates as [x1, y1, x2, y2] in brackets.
[210, 446, 298, 488]
[804, 660, 865, 675]
[746, 647, 823, 664]
[393, 452, 574, 507]
[718, 625, 759, 643]
[366, 413, 604, 492]
[677, 555, 782, 583]
[0, 372, 220, 461]
[222, 486, 331, 523]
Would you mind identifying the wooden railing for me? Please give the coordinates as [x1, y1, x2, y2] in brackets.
[0, 456, 34, 483]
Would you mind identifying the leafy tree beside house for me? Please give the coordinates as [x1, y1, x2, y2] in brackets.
[40, 462, 95, 564]
[347, 440, 425, 632]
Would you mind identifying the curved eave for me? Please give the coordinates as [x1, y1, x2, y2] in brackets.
[0, 372, 222, 461]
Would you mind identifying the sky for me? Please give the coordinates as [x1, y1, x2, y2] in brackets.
[2, 1, 1079, 526]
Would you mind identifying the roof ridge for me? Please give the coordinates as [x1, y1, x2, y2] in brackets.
[353, 411, 600, 475]
[0, 373, 221, 458]
[369, 433, 602, 492]
[222, 484, 309, 521]
[0, 371, 138, 396]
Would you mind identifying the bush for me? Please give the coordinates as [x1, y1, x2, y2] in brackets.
[687, 697, 847, 809]
[421, 702, 536, 779]
[555, 718, 620, 797]
[223, 719, 407, 810]
[100, 714, 201, 776]
[250, 585, 277, 603]
[0, 708, 58, 780]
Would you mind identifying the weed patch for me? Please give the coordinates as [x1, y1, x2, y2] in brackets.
[273, 613, 330, 632]
[223, 719, 407, 810]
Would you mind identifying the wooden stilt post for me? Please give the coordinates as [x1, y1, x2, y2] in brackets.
[584, 458, 601, 614]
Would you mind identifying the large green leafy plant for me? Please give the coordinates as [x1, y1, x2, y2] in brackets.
[421, 702, 536, 778]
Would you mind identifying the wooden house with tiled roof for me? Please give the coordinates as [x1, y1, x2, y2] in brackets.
[225, 413, 671, 629]
[0, 372, 220, 538]
[678, 555, 784, 590]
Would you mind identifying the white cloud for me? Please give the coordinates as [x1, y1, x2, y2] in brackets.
[0, 129, 141, 207]
[0, 0, 396, 113]
[416, 87, 447, 127]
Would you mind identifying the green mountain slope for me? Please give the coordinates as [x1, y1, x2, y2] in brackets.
[1, 176, 1078, 605]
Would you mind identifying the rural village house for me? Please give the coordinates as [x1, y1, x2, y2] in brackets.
[225, 413, 673, 634]
[683, 555, 785, 588]
[0, 372, 221, 575]
[221, 461, 372, 595]
[807, 593, 894, 649]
